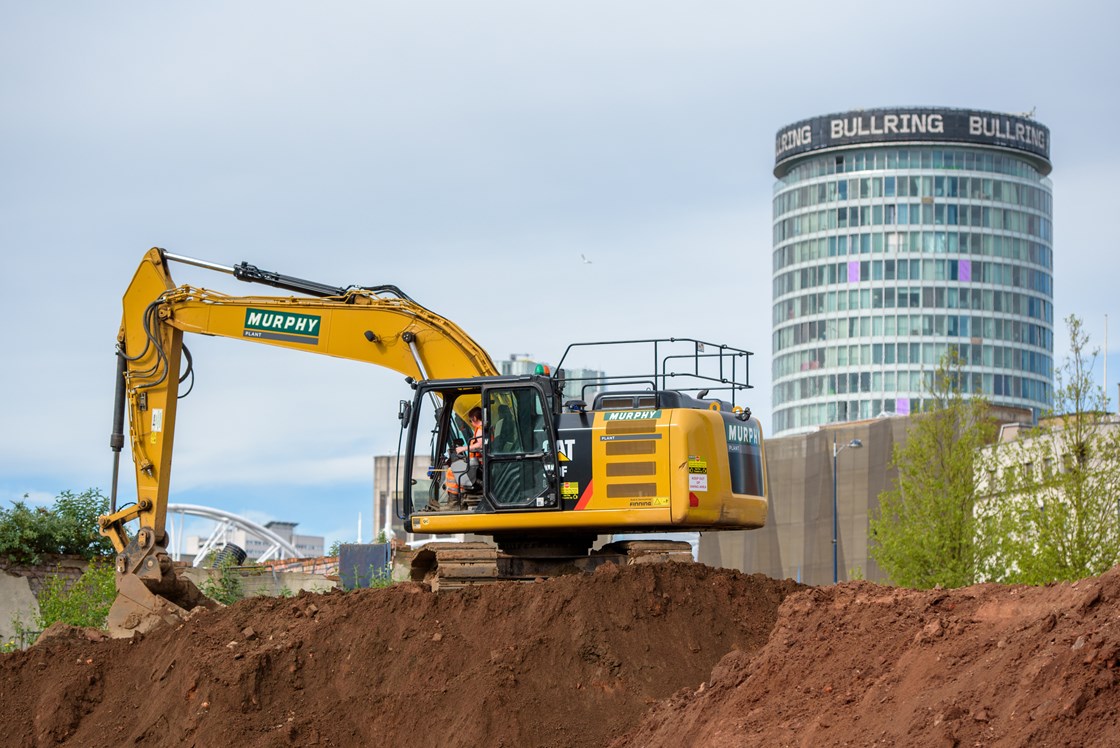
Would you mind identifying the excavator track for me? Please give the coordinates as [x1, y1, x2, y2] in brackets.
[401, 540, 695, 591]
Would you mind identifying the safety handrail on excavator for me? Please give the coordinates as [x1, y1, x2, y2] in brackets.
[553, 337, 753, 405]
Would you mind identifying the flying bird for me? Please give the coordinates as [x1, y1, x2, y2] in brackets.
[580, 253, 593, 264]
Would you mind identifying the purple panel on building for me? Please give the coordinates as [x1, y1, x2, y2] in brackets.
[959, 259, 972, 282]
[848, 261, 859, 283]
[896, 397, 911, 415]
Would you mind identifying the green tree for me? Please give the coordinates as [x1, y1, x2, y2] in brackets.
[987, 315, 1120, 583]
[0, 489, 114, 564]
[870, 351, 998, 588]
[51, 489, 115, 558]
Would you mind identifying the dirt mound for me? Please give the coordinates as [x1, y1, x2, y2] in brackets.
[614, 568, 1120, 748]
[0, 563, 800, 748]
[7, 563, 1120, 747]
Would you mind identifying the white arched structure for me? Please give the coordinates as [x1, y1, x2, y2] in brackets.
[166, 503, 304, 567]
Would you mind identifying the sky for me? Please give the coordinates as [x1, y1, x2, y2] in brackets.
[2, 1, 1119, 548]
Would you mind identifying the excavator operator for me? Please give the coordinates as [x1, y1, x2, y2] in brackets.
[445, 406, 483, 509]
[455, 407, 484, 459]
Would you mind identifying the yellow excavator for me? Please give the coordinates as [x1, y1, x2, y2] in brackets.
[99, 248, 767, 636]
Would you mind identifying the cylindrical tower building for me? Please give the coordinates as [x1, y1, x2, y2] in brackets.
[771, 107, 1053, 436]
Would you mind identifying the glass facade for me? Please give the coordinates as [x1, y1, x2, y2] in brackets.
[771, 132, 1054, 436]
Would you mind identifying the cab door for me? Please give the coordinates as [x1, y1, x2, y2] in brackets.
[482, 384, 560, 510]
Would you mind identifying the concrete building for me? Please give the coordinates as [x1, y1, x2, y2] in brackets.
[701, 405, 1031, 585]
[372, 453, 443, 543]
[250, 521, 324, 558]
[978, 413, 1120, 505]
[700, 418, 902, 584]
[771, 107, 1054, 436]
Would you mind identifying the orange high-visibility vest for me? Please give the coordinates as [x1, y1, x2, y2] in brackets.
[468, 424, 483, 459]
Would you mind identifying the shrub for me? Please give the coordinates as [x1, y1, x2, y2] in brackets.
[35, 557, 116, 631]
[201, 554, 244, 605]
[0, 489, 114, 564]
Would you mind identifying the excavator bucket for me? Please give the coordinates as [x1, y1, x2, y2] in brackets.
[107, 568, 220, 638]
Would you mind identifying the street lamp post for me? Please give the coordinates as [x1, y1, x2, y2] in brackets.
[832, 433, 863, 584]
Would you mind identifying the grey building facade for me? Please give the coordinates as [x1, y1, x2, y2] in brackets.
[699, 405, 1031, 585]
[699, 418, 902, 584]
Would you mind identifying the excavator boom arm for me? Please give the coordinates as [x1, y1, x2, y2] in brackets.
[99, 247, 497, 635]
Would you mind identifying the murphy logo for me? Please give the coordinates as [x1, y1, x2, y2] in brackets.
[603, 410, 661, 421]
[726, 423, 760, 445]
[244, 308, 322, 345]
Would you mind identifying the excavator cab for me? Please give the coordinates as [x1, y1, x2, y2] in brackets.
[402, 376, 561, 516]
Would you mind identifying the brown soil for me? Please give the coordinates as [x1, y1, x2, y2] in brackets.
[614, 568, 1120, 748]
[0, 563, 796, 747]
[1, 563, 1118, 748]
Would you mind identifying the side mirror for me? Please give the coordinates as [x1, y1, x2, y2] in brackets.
[398, 400, 412, 426]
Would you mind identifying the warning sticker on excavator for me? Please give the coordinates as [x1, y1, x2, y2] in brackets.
[629, 497, 670, 508]
[561, 482, 580, 498]
[688, 459, 708, 491]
